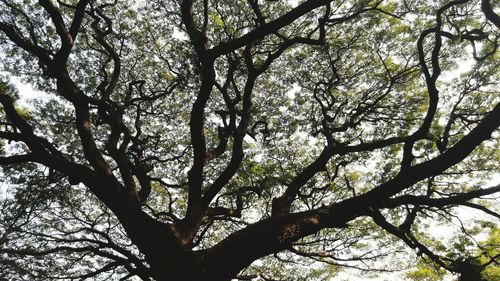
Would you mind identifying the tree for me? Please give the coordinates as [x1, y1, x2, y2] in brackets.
[406, 226, 500, 281]
[0, 0, 499, 280]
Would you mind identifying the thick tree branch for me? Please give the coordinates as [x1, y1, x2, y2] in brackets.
[0, 22, 52, 64]
[271, 146, 333, 216]
[201, 101, 500, 279]
[209, 0, 349, 58]
[481, 0, 500, 28]
[39, 0, 90, 72]
[0, 153, 35, 165]
[380, 184, 500, 210]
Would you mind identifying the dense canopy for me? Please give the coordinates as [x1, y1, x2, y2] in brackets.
[0, 0, 499, 280]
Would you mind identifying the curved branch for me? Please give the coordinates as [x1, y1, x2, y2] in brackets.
[481, 0, 500, 28]
[201, 101, 500, 280]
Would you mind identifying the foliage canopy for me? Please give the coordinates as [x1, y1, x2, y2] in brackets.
[0, 0, 499, 280]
